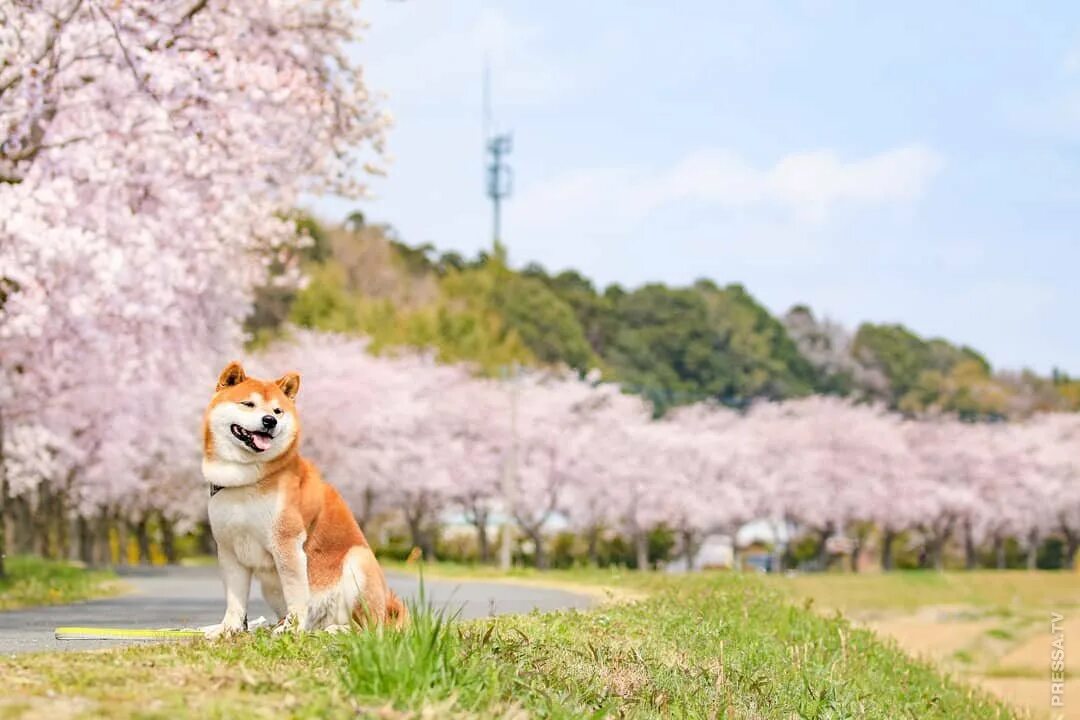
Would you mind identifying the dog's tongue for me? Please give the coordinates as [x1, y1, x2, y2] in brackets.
[252, 433, 273, 451]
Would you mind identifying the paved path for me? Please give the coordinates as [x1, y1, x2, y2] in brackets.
[0, 566, 592, 655]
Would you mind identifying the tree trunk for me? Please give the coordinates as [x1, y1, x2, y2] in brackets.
[770, 520, 786, 573]
[530, 529, 547, 570]
[406, 514, 435, 562]
[13, 496, 34, 554]
[586, 526, 600, 567]
[1026, 529, 1039, 571]
[160, 515, 177, 565]
[67, 516, 80, 561]
[32, 488, 49, 557]
[634, 529, 649, 571]
[816, 526, 833, 570]
[963, 520, 978, 571]
[993, 535, 1006, 569]
[419, 528, 435, 562]
[1066, 532, 1079, 571]
[0, 409, 7, 580]
[470, 509, 490, 563]
[927, 538, 944, 571]
[94, 511, 111, 566]
[730, 532, 741, 572]
[115, 514, 129, 565]
[77, 514, 94, 565]
[134, 517, 152, 565]
[772, 546, 785, 573]
[54, 489, 70, 560]
[924, 520, 953, 572]
[881, 530, 895, 572]
[681, 528, 698, 569]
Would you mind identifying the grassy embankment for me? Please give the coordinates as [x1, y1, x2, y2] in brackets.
[1, 565, 1015, 720]
[0, 556, 120, 611]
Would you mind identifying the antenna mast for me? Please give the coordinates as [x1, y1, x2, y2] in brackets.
[483, 60, 513, 252]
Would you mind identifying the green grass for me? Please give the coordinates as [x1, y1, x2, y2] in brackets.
[981, 664, 1044, 679]
[0, 569, 1015, 719]
[952, 649, 975, 665]
[380, 559, 617, 583]
[984, 627, 1014, 641]
[0, 556, 120, 611]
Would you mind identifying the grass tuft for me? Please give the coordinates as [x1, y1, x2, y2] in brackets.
[336, 595, 477, 707]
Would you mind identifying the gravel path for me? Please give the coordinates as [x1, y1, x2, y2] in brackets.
[0, 566, 592, 654]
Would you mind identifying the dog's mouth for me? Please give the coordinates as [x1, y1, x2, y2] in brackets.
[230, 424, 274, 453]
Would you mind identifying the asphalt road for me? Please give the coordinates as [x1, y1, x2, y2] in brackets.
[0, 566, 592, 655]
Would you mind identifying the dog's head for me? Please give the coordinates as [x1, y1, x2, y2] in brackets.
[203, 361, 301, 466]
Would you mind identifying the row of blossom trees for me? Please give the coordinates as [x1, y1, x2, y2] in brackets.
[271, 331, 1080, 571]
[4, 326, 1078, 571]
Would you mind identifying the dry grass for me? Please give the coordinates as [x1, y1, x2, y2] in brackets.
[770, 569, 1080, 720]
[769, 569, 1080, 614]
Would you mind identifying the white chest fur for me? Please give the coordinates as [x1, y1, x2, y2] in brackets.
[208, 486, 281, 571]
[202, 457, 264, 488]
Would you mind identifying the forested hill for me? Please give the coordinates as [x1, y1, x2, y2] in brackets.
[249, 215, 1080, 417]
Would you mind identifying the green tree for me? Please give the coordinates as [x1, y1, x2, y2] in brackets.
[854, 323, 998, 413]
[494, 272, 596, 371]
[599, 282, 815, 410]
[524, 265, 616, 355]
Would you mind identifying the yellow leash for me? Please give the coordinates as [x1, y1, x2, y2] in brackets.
[54, 626, 205, 641]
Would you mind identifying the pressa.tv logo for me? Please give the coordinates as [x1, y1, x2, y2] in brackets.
[1051, 612, 1065, 719]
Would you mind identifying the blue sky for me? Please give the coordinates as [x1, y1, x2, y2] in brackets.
[310, 1, 1080, 375]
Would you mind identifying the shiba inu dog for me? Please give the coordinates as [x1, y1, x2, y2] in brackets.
[201, 361, 406, 636]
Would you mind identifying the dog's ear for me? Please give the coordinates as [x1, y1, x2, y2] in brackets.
[217, 361, 246, 391]
[276, 372, 300, 400]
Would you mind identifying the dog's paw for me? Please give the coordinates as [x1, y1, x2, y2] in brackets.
[271, 612, 305, 636]
[323, 624, 351, 634]
[202, 621, 245, 640]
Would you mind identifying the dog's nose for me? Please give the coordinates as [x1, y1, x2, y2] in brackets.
[261, 415, 277, 430]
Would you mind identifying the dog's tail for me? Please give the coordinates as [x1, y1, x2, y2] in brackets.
[385, 590, 409, 629]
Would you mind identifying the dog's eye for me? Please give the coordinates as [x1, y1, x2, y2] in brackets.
[239, 401, 255, 408]
[273, 408, 283, 415]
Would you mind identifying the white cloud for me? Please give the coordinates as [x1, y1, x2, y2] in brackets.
[513, 144, 944, 233]
[756, 145, 943, 220]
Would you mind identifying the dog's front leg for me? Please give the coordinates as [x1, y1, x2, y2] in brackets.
[272, 532, 310, 634]
[206, 546, 251, 639]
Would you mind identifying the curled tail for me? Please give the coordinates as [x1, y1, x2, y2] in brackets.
[385, 590, 409, 629]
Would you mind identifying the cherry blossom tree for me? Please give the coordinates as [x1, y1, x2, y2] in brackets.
[0, 2, 385, 576]
[561, 388, 659, 569]
[438, 378, 507, 563]
[510, 373, 620, 569]
[2, 0, 385, 412]
[659, 403, 752, 568]
[1030, 413, 1080, 568]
